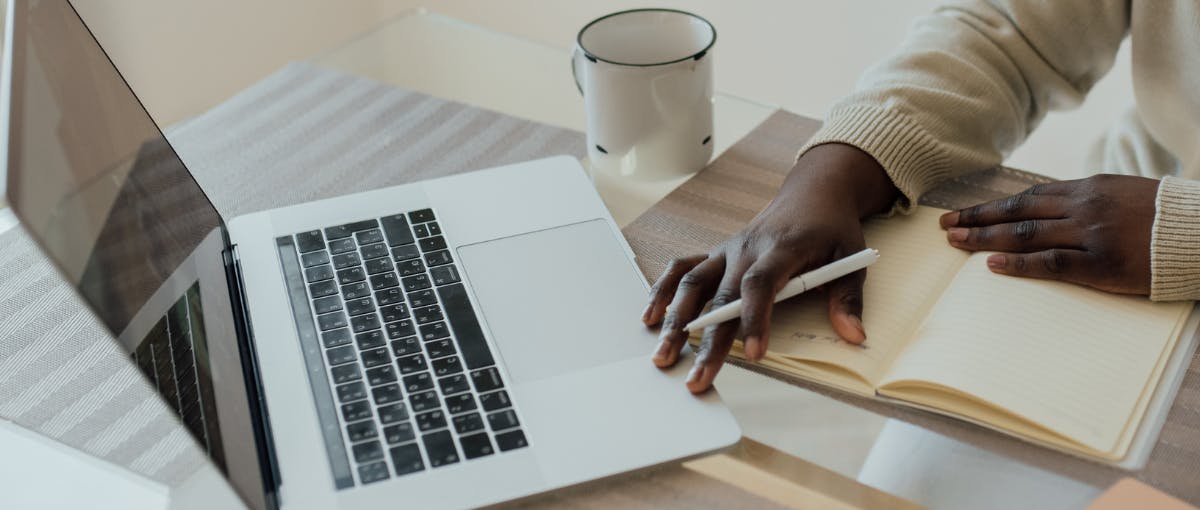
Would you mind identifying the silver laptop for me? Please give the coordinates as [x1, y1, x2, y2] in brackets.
[0, 1, 740, 508]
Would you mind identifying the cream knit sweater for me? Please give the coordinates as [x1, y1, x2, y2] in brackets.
[798, 0, 1200, 301]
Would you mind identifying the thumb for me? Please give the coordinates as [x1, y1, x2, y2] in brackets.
[825, 270, 867, 344]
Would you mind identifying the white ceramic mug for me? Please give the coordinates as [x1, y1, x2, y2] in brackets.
[572, 9, 716, 179]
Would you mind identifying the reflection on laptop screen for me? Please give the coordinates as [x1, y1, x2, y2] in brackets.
[3, 1, 269, 507]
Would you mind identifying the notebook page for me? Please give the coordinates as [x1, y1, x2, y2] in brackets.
[879, 254, 1191, 453]
[761, 206, 969, 385]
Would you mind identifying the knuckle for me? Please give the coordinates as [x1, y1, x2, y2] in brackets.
[740, 269, 773, 291]
[1013, 254, 1029, 273]
[678, 271, 707, 289]
[1043, 250, 1070, 274]
[959, 205, 983, 225]
[1013, 220, 1038, 241]
[999, 194, 1025, 216]
[711, 288, 740, 307]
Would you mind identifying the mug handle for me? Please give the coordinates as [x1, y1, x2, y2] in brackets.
[571, 47, 584, 95]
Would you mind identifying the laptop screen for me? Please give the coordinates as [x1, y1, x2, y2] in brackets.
[3, 1, 270, 507]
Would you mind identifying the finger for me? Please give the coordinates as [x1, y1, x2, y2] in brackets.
[644, 255, 706, 326]
[654, 255, 724, 368]
[738, 250, 806, 361]
[688, 266, 748, 394]
[940, 191, 1069, 229]
[946, 219, 1083, 253]
[825, 268, 868, 344]
[985, 249, 1094, 284]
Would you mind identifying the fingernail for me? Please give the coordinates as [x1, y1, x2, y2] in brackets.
[941, 211, 960, 227]
[652, 340, 672, 365]
[687, 364, 706, 385]
[641, 303, 654, 323]
[744, 336, 761, 361]
[849, 315, 867, 343]
[987, 254, 1005, 269]
[947, 228, 968, 242]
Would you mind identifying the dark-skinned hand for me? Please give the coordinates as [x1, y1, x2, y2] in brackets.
[642, 143, 900, 393]
[940, 174, 1160, 295]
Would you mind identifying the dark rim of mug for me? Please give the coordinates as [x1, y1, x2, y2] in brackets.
[576, 8, 717, 67]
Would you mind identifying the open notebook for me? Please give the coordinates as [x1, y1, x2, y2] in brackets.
[702, 206, 1194, 465]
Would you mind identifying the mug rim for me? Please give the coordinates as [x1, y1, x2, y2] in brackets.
[576, 8, 717, 68]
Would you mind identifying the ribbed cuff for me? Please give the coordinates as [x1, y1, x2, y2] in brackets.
[1150, 176, 1200, 301]
[796, 104, 952, 214]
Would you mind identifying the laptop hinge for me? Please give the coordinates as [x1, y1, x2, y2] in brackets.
[224, 244, 283, 510]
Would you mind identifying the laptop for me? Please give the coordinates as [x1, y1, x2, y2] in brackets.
[0, 1, 740, 509]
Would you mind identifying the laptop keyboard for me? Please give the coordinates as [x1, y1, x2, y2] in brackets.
[275, 208, 527, 489]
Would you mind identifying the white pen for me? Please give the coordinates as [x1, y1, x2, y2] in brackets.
[683, 248, 881, 332]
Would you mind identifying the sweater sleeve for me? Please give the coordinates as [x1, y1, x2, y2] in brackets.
[1150, 176, 1200, 301]
[798, 0, 1130, 212]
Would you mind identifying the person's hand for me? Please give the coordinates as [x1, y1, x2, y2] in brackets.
[940, 174, 1160, 295]
[642, 143, 900, 393]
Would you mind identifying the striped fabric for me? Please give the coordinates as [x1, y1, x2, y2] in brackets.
[0, 62, 584, 486]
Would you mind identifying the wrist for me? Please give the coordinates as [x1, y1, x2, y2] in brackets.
[785, 143, 900, 218]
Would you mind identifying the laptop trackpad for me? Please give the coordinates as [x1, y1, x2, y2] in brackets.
[457, 219, 654, 384]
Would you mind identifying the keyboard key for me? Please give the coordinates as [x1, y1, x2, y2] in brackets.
[346, 297, 375, 316]
[361, 347, 391, 369]
[347, 420, 378, 442]
[383, 423, 416, 445]
[419, 322, 450, 341]
[432, 356, 463, 376]
[422, 430, 459, 467]
[424, 250, 453, 267]
[337, 267, 366, 285]
[317, 312, 348, 332]
[470, 367, 504, 393]
[359, 243, 388, 261]
[408, 390, 438, 413]
[313, 295, 342, 315]
[379, 303, 409, 323]
[407, 289, 437, 308]
[296, 231, 325, 253]
[377, 403, 408, 424]
[358, 462, 390, 484]
[425, 339, 456, 359]
[408, 209, 436, 224]
[402, 274, 431, 292]
[356, 228, 384, 245]
[495, 430, 528, 452]
[350, 314, 381, 334]
[446, 393, 477, 415]
[380, 214, 415, 247]
[427, 222, 442, 236]
[326, 219, 378, 240]
[386, 320, 416, 339]
[366, 365, 398, 386]
[479, 390, 512, 412]
[413, 305, 444, 325]
[418, 236, 447, 253]
[391, 336, 421, 358]
[356, 330, 386, 350]
[326, 345, 357, 366]
[301, 250, 330, 268]
[416, 410, 447, 432]
[390, 443, 424, 475]
[352, 440, 384, 463]
[392, 244, 420, 261]
[396, 258, 425, 277]
[459, 433, 493, 460]
[305, 264, 335, 283]
[403, 372, 434, 393]
[321, 328, 352, 348]
[429, 265, 461, 286]
[363, 257, 392, 275]
[413, 223, 430, 238]
[308, 280, 337, 298]
[331, 252, 361, 270]
[370, 273, 400, 290]
[375, 288, 405, 306]
[439, 374, 471, 395]
[372, 384, 403, 405]
[395, 354, 427, 375]
[341, 282, 370, 300]
[440, 284, 496, 369]
[336, 382, 367, 403]
[328, 237, 356, 255]
[341, 400, 372, 422]
[488, 410, 520, 431]
[331, 363, 362, 384]
[452, 413, 484, 434]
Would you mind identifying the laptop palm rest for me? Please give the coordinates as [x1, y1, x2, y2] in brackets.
[457, 219, 655, 385]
